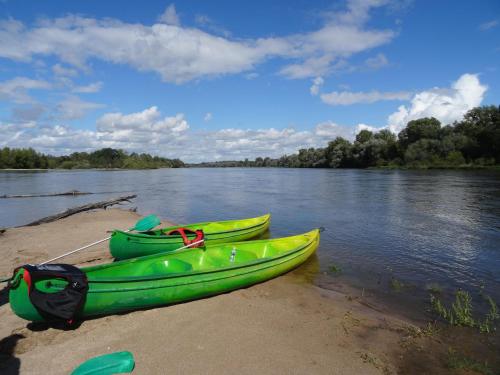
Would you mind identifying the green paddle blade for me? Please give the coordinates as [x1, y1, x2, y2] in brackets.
[130, 214, 161, 232]
[71, 351, 135, 375]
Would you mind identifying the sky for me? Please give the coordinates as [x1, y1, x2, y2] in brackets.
[0, 0, 499, 162]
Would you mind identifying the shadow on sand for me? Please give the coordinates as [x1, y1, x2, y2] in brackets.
[0, 334, 23, 375]
[0, 285, 9, 308]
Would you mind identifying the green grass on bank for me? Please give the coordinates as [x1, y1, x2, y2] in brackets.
[430, 290, 499, 333]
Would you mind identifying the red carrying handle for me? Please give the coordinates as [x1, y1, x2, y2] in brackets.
[166, 228, 205, 248]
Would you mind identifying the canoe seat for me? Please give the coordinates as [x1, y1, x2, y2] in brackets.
[194, 248, 258, 269]
[230, 249, 257, 262]
[258, 244, 280, 258]
[143, 259, 193, 276]
[213, 249, 257, 266]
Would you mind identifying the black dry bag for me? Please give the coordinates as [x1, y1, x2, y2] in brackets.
[22, 264, 88, 323]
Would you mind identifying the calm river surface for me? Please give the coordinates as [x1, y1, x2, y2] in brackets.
[1, 168, 499, 313]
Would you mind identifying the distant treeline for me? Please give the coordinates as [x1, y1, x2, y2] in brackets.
[0, 148, 184, 169]
[2, 106, 499, 170]
[192, 105, 500, 169]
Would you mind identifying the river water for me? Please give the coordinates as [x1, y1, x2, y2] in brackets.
[1, 168, 499, 314]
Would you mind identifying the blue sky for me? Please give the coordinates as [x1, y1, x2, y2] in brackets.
[0, 0, 499, 161]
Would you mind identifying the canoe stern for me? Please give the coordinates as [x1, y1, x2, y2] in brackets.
[9, 269, 45, 322]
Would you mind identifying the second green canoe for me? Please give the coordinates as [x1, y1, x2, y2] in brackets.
[109, 214, 271, 260]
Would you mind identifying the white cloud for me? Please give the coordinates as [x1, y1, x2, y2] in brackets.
[278, 0, 395, 79]
[0, 17, 272, 83]
[365, 53, 388, 69]
[194, 14, 230, 37]
[72, 81, 103, 93]
[320, 89, 411, 105]
[313, 121, 356, 139]
[56, 95, 103, 120]
[1, 121, 38, 148]
[96, 106, 188, 134]
[387, 73, 487, 132]
[194, 14, 210, 26]
[355, 123, 380, 133]
[52, 63, 78, 77]
[279, 55, 335, 79]
[1, 120, 96, 152]
[350, 73, 489, 135]
[310, 76, 324, 96]
[204, 112, 213, 122]
[244, 72, 259, 80]
[0, 77, 51, 104]
[0, 0, 395, 83]
[479, 20, 498, 31]
[27, 125, 100, 151]
[194, 125, 345, 161]
[158, 4, 180, 26]
[327, 0, 390, 26]
[3, 106, 191, 155]
[12, 104, 46, 122]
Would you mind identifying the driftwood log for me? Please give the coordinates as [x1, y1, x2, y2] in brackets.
[0, 190, 92, 199]
[23, 194, 137, 226]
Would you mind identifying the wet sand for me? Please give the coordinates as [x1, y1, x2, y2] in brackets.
[0, 209, 497, 374]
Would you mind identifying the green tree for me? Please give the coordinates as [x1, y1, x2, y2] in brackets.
[374, 129, 396, 143]
[445, 151, 466, 166]
[455, 105, 500, 162]
[355, 130, 373, 143]
[404, 139, 442, 167]
[89, 148, 126, 168]
[398, 117, 441, 148]
[325, 137, 353, 168]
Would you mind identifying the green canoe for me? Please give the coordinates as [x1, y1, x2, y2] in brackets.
[9, 230, 319, 322]
[109, 214, 271, 260]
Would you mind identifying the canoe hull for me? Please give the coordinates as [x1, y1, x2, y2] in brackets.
[9, 230, 319, 322]
[109, 214, 271, 260]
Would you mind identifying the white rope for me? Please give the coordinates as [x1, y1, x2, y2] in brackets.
[40, 229, 131, 265]
[42, 232, 204, 265]
[0, 231, 204, 282]
[171, 238, 205, 252]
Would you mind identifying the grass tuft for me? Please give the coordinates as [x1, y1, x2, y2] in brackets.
[390, 278, 404, 292]
[446, 348, 494, 375]
[425, 282, 443, 294]
[451, 290, 475, 327]
[479, 296, 499, 333]
[328, 263, 342, 274]
[430, 291, 499, 333]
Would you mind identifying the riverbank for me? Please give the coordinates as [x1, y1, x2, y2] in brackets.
[2, 164, 500, 171]
[1, 209, 498, 374]
[185, 164, 500, 170]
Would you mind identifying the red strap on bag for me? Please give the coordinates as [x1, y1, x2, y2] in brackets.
[166, 228, 205, 248]
[23, 269, 32, 292]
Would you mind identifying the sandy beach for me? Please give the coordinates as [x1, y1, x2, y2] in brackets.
[0, 209, 496, 374]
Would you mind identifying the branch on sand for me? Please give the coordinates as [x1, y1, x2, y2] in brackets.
[23, 195, 137, 226]
[0, 190, 92, 199]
